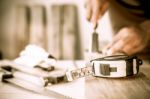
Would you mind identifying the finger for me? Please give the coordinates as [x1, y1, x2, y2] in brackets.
[102, 42, 114, 55]
[99, 1, 109, 18]
[90, 1, 108, 26]
[102, 37, 121, 55]
[106, 39, 125, 55]
[93, 1, 108, 29]
[90, 0, 102, 25]
[102, 34, 123, 55]
[85, 0, 92, 21]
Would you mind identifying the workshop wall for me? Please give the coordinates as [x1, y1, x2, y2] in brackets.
[0, 0, 113, 60]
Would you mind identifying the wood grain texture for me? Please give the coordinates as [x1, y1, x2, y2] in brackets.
[15, 6, 30, 56]
[49, 5, 82, 60]
[62, 5, 81, 60]
[29, 5, 47, 49]
[49, 5, 62, 59]
[85, 66, 150, 99]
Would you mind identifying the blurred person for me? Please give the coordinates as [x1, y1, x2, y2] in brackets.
[85, 0, 150, 59]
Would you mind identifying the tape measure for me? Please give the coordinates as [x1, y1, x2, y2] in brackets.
[66, 55, 142, 81]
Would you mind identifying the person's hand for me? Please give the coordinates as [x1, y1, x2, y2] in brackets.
[85, 0, 109, 28]
[102, 26, 150, 56]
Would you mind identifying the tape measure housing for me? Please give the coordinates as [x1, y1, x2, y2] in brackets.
[91, 55, 142, 77]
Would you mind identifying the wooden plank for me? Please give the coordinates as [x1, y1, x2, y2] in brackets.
[85, 72, 150, 99]
[62, 5, 82, 60]
[62, 5, 76, 59]
[49, 5, 62, 59]
[15, 6, 30, 56]
[29, 5, 47, 49]
[49, 5, 82, 60]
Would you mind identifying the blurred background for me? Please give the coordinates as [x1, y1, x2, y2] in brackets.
[0, 0, 113, 60]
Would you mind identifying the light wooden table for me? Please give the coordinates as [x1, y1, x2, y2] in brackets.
[0, 60, 150, 99]
[85, 62, 150, 99]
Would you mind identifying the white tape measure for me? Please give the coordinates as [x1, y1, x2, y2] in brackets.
[66, 55, 142, 81]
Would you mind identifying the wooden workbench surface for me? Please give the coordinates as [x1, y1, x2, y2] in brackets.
[0, 60, 150, 99]
[85, 63, 150, 99]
